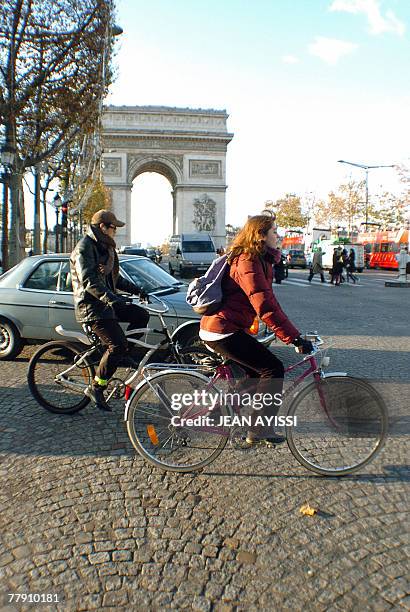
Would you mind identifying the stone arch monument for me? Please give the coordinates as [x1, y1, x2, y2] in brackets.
[101, 105, 233, 247]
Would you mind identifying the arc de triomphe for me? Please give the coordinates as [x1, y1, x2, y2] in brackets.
[101, 105, 233, 247]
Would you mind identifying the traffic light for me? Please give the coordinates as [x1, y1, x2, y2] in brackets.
[61, 202, 68, 231]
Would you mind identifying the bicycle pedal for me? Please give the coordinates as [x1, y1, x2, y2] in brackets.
[247, 439, 275, 448]
[265, 441, 275, 449]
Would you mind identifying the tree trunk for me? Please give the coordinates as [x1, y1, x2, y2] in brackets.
[33, 165, 41, 253]
[1, 181, 9, 271]
[8, 172, 26, 267]
[41, 189, 48, 253]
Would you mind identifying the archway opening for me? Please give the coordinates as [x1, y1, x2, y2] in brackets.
[130, 172, 173, 247]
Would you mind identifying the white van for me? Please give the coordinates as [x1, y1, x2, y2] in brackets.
[317, 241, 365, 272]
[168, 234, 217, 277]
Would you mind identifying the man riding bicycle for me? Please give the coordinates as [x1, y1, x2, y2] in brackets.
[70, 209, 149, 412]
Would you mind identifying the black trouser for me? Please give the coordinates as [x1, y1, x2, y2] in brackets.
[205, 330, 285, 433]
[90, 303, 149, 383]
[308, 270, 325, 282]
[346, 267, 358, 282]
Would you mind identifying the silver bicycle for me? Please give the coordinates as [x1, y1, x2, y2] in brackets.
[27, 295, 275, 414]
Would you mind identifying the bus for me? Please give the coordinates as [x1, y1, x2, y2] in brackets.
[281, 230, 304, 252]
[358, 229, 409, 270]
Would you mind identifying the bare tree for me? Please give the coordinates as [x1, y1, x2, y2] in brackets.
[0, 0, 116, 266]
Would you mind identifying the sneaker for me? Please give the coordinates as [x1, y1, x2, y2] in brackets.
[85, 385, 111, 412]
[245, 432, 286, 446]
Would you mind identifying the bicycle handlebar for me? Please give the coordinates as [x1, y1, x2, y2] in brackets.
[295, 332, 324, 355]
[137, 293, 169, 314]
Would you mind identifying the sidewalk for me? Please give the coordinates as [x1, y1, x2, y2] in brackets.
[0, 346, 409, 610]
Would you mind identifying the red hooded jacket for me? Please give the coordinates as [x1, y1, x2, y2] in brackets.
[200, 248, 300, 344]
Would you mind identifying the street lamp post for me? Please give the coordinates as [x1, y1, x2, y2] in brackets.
[52, 194, 63, 253]
[0, 143, 16, 271]
[337, 160, 395, 230]
[262, 200, 278, 220]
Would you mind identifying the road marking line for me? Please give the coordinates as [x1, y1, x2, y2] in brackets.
[277, 278, 363, 288]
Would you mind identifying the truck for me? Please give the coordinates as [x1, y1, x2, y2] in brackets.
[168, 233, 217, 278]
[314, 241, 365, 273]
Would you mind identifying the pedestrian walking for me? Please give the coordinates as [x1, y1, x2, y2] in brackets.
[274, 253, 287, 284]
[332, 248, 343, 286]
[341, 248, 349, 283]
[346, 248, 359, 283]
[308, 248, 326, 283]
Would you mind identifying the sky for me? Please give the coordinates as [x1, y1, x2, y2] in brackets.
[26, 0, 410, 244]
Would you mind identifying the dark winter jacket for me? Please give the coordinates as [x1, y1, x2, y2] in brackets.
[348, 251, 356, 272]
[70, 226, 142, 323]
[332, 251, 344, 274]
[274, 256, 286, 282]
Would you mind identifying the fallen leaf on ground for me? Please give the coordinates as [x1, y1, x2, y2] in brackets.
[300, 503, 318, 516]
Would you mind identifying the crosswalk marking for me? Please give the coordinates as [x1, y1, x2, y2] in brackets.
[274, 277, 362, 288]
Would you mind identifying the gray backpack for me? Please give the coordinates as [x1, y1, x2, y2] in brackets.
[186, 255, 228, 315]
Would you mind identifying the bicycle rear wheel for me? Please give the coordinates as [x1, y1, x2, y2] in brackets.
[28, 341, 94, 414]
[126, 370, 230, 472]
[286, 375, 388, 476]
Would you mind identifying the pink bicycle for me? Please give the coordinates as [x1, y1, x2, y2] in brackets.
[125, 333, 388, 476]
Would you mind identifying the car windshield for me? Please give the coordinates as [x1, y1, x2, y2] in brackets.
[182, 241, 215, 253]
[121, 258, 180, 292]
[123, 249, 147, 256]
[291, 251, 304, 257]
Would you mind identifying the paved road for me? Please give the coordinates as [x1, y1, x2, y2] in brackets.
[1, 269, 409, 611]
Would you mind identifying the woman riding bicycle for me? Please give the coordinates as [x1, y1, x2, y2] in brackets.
[199, 215, 313, 444]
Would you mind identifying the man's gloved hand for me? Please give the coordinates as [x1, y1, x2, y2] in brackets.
[293, 336, 314, 354]
[137, 288, 149, 302]
[108, 294, 133, 307]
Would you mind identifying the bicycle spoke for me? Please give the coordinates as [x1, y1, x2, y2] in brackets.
[127, 371, 229, 471]
[287, 376, 388, 475]
[28, 342, 92, 414]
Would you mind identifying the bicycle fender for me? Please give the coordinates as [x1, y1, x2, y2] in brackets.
[322, 372, 348, 378]
[170, 320, 200, 341]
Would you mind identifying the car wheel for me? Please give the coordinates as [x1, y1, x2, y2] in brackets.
[179, 265, 186, 278]
[169, 263, 175, 276]
[357, 268, 363, 273]
[0, 319, 25, 360]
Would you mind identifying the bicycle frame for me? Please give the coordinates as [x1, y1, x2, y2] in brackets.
[54, 324, 178, 392]
[127, 342, 347, 436]
[176, 353, 322, 424]
[54, 296, 276, 398]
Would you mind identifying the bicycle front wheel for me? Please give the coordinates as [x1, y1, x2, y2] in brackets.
[28, 341, 94, 414]
[126, 370, 230, 472]
[286, 375, 388, 476]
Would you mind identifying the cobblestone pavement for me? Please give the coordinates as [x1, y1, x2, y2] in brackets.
[1, 270, 409, 611]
